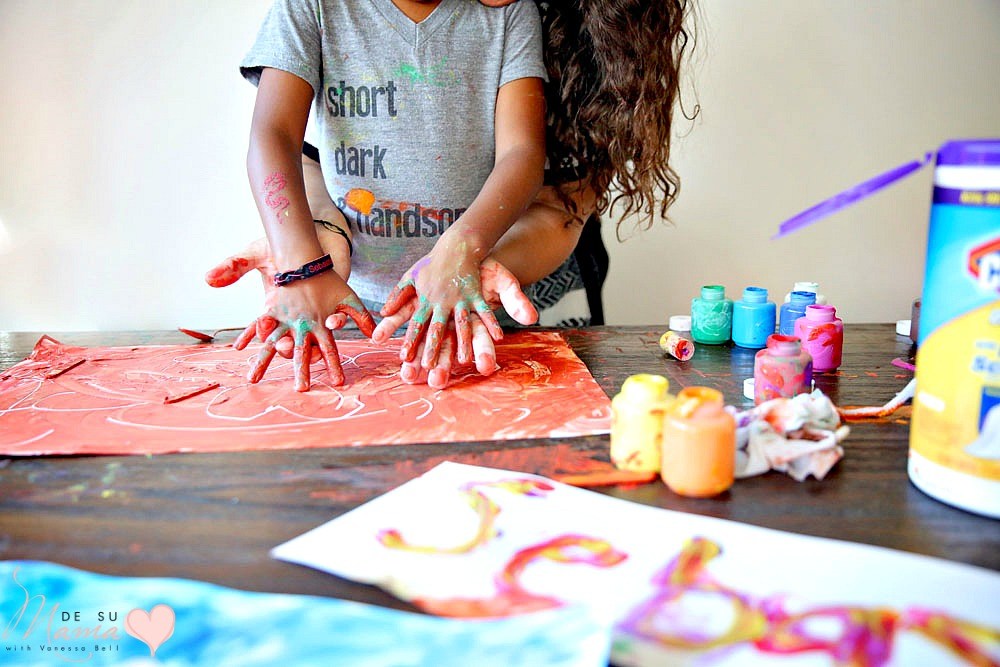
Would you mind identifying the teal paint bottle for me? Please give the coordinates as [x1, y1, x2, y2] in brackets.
[731, 286, 776, 349]
[691, 285, 733, 345]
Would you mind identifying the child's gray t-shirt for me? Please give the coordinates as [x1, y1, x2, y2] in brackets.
[242, 0, 546, 311]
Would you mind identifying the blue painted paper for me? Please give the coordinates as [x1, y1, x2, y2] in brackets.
[0, 561, 610, 666]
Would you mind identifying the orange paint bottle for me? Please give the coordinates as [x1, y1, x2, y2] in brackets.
[661, 387, 736, 497]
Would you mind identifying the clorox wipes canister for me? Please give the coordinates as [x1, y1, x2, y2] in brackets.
[909, 139, 1000, 518]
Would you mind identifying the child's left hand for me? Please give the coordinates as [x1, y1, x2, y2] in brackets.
[380, 237, 501, 370]
[376, 256, 537, 388]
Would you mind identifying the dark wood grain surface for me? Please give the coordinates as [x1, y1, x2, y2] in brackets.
[0, 325, 996, 616]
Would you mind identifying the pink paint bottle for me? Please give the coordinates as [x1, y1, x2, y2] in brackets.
[794, 304, 844, 372]
[753, 334, 813, 405]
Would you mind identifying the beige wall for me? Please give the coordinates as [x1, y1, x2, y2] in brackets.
[602, 1, 1000, 325]
[1, 1, 998, 331]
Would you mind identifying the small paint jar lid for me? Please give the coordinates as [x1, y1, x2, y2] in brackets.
[743, 377, 755, 400]
[669, 315, 691, 332]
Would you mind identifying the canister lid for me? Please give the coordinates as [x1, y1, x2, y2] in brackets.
[669, 315, 691, 332]
[936, 139, 1000, 167]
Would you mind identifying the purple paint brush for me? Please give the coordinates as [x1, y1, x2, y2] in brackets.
[772, 151, 934, 239]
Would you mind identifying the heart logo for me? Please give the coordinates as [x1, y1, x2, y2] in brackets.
[124, 604, 175, 657]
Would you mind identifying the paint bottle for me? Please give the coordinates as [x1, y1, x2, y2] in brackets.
[794, 304, 844, 372]
[668, 314, 691, 333]
[691, 285, 733, 345]
[610, 374, 676, 473]
[783, 281, 827, 305]
[658, 331, 694, 361]
[753, 334, 813, 405]
[909, 298, 921, 345]
[778, 291, 817, 336]
[910, 138, 1000, 519]
[731, 286, 776, 349]
[661, 387, 735, 497]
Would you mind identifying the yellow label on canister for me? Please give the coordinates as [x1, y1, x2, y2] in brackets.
[911, 303, 1000, 479]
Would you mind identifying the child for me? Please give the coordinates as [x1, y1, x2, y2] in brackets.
[237, 0, 547, 391]
[216, 0, 696, 389]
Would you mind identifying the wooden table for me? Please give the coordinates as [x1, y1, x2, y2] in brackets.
[0, 325, 996, 615]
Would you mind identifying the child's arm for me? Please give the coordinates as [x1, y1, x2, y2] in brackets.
[206, 163, 356, 363]
[302, 153, 354, 281]
[210, 154, 353, 288]
[382, 76, 547, 369]
[488, 183, 598, 284]
[238, 67, 374, 391]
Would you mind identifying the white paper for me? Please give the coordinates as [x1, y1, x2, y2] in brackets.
[273, 462, 1000, 666]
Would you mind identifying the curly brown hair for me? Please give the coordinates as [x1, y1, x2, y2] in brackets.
[538, 0, 697, 237]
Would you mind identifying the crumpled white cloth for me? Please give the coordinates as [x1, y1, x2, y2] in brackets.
[730, 390, 850, 481]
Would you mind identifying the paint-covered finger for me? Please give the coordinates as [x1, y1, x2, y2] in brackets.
[314, 328, 345, 386]
[372, 300, 416, 344]
[276, 337, 294, 359]
[204, 254, 257, 288]
[471, 318, 498, 376]
[381, 281, 416, 317]
[249, 325, 287, 383]
[399, 355, 425, 384]
[257, 316, 279, 340]
[338, 295, 377, 337]
[325, 312, 347, 330]
[454, 303, 472, 365]
[475, 300, 504, 342]
[276, 337, 318, 361]
[495, 273, 538, 325]
[400, 299, 431, 363]
[421, 309, 449, 369]
[429, 332, 455, 390]
[234, 322, 258, 350]
[292, 332, 312, 392]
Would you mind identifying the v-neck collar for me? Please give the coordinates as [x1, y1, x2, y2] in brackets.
[372, 0, 462, 48]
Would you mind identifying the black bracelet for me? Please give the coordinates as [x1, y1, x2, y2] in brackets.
[273, 254, 334, 287]
[314, 219, 354, 256]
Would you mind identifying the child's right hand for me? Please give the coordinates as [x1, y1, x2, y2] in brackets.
[215, 250, 374, 392]
[234, 270, 375, 392]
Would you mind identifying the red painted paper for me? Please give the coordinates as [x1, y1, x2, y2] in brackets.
[0, 332, 611, 456]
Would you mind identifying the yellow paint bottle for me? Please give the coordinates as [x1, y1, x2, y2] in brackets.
[610, 374, 676, 472]
[661, 387, 736, 497]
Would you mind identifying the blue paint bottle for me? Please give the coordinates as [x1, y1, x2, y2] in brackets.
[691, 285, 733, 345]
[778, 290, 816, 336]
[731, 286, 775, 349]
